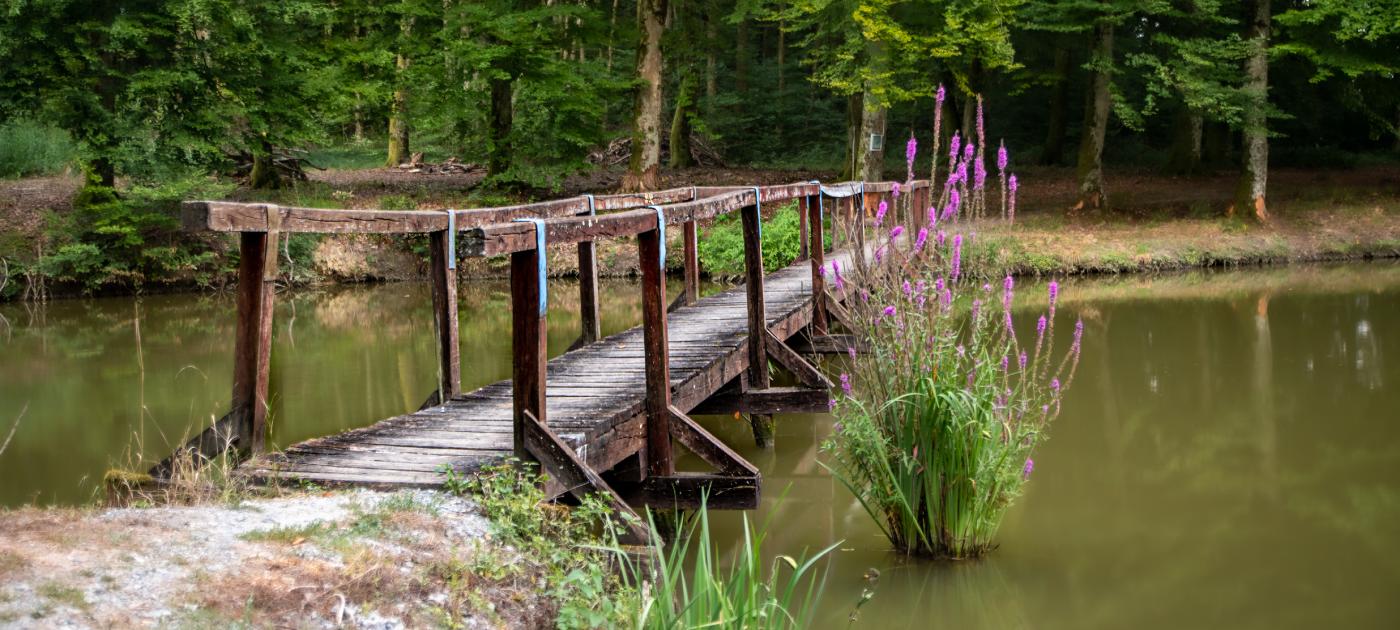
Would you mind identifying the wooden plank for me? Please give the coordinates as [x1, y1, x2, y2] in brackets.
[638, 222, 673, 477]
[429, 230, 461, 398]
[232, 225, 278, 454]
[184, 201, 449, 234]
[690, 386, 831, 415]
[668, 406, 758, 476]
[765, 328, 833, 389]
[523, 410, 651, 544]
[620, 472, 760, 510]
[511, 239, 547, 459]
[741, 202, 770, 392]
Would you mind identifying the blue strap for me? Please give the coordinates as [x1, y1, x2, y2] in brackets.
[583, 194, 595, 216]
[445, 210, 456, 270]
[691, 186, 698, 201]
[808, 180, 824, 225]
[511, 218, 548, 315]
[644, 205, 666, 270]
[752, 186, 763, 239]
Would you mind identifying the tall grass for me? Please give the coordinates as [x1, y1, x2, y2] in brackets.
[620, 502, 838, 629]
[824, 217, 1083, 558]
[0, 119, 76, 178]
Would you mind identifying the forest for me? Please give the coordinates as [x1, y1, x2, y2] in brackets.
[2, 0, 1396, 203]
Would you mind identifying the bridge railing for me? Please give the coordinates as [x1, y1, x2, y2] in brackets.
[169, 179, 934, 487]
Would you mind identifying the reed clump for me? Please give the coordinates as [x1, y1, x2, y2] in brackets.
[823, 212, 1083, 559]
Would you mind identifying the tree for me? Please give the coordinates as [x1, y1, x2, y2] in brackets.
[623, 0, 668, 191]
[1234, 0, 1270, 221]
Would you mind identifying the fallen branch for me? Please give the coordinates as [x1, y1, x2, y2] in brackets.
[0, 403, 25, 457]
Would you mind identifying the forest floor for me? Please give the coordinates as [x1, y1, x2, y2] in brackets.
[0, 487, 585, 629]
[2, 164, 1398, 290]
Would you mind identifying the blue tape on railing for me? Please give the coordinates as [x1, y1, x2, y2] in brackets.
[446, 210, 456, 270]
[584, 194, 596, 216]
[645, 205, 666, 270]
[808, 180, 824, 225]
[691, 186, 698, 201]
[511, 218, 548, 315]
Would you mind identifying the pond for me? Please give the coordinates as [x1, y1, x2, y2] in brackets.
[2, 263, 1398, 628]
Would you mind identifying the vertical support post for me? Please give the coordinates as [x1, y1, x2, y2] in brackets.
[682, 220, 700, 305]
[511, 237, 547, 459]
[797, 195, 810, 260]
[231, 208, 279, 454]
[741, 196, 774, 445]
[853, 193, 867, 270]
[429, 230, 461, 399]
[639, 216, 674, 477]
[807, 194, 828, 335]
[577, 241, 600, 345]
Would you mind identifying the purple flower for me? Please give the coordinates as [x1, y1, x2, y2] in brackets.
[906, 136, 917, 164]
[997, 142, 1008, 172]
[847, 346, 857, 360]
[1001, 354, 1010, 372]
[902, 280, 912, 297]
[860, 289, 869, 303]
[951, 234, 963, 280]
[829, 399, 837, 412]
[1036, 315, 1047, 339]
[963, 142, 974, 164]
[875, 200, 888, 227]
[840, 373, 852, 396]
[1048, 281, 1059, 316]
[976, 95, 985, 143]
[816, 265, 825, 278]
[949, 132, 961, 161]
[1019, 351, 1028, 369]
[914, 227, 929, 252]
[934, 278, 945, 293]
[936, 85, 946, 104]
[874, 246, 885, 264]
[1002, 275, 1014, 310]
[892, 182, 902, 198]
[927, 205, 938, 226]
[1071, 319, 1084, 360]
[883, 305, 897, 318]
[936, 231, 946, 248]
[1008, 174, 1018, 223]
[974, 161, 986, 190]
[1022, 458, 1034, 480]
[890, 225, 905, 239]
[832, 261, 844, 290]
[1051, 378, 1061, 393]
[1009, 173, 1019, 193]
[941, 289, 952, 309]
[956, 161, 968, 187]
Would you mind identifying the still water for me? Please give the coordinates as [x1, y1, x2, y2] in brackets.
[2, 264, 1398, 628]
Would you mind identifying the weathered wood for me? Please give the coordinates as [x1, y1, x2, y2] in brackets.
[621, 472, 761, 510]
[683, 220, 700, 305]
[575, 240, 601, 348]
[232, 226, 278, 454]
[691, 386, 831, 415]
[428, 230, 461, 398]
[511, 239, 547, 459]
[764, 328, 833, 390]
[638, 220, 673, 477]
[807, 194, 828, 335]
[797, 196, 810, 260]
[668, 406, 759, 476]
[823, 290, 858, 333]
[522, 410, 651, 544]
[741, 202, 770, 392]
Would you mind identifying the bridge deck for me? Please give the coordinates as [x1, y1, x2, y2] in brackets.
[244, 255, 840, 488]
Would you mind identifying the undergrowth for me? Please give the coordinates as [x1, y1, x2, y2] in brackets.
[697, 201, 803, 278]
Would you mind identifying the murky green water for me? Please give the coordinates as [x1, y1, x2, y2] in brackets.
[3, 263, 1398, 627]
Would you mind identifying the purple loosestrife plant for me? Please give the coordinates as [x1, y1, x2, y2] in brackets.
[875, 200, 889, 227]
[824, 234, 1085, 559]
[906, 134, 918, 184]
[930, 86, 945, 184]
[1008, 174, 1018, 224]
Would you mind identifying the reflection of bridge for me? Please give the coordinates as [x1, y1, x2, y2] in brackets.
[171, 180, 931, 542]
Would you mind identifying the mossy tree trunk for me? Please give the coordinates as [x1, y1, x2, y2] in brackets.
[1075, 20, 1114, 212]
[857, 94, 887, 183]
[386, 15, 414, 167]
[622, 0, 666, 192]
[249, 138, 282, 190]
[669, 76, 694, 168]
[1234, 0, 1270, 222]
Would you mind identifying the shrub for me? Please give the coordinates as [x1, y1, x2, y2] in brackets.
[0, 119, 76, 178]
[823, 225, 1084, 559]
[696, 201, 802, 278]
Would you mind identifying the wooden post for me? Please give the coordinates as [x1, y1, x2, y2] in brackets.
[577, 241, 600, 345]
[807, 194, 828, 335]
[639, 217, 674, 477]
[231, 211, 279, 454]
[741, 197, 774, 445]
[853, 193, 867, 270]
[682, 220, 700, 305]
[511, 235, 547, 460]
[797, 196, 810, 260]
[428, 230, 460, 399]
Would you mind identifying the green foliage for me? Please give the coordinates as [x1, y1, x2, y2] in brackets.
[0, 120, 75, 178]
[40, 177, 234, 292]
[697, 202, 802, 278]
[618, 501, 838, 629]
[825, 231, 1083, 558]
[442, 461, 637, 629]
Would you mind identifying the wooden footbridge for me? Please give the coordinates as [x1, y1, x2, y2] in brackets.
[171, 179, 932, 540]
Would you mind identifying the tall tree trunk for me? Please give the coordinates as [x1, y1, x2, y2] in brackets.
[1075, 21, 1113, 212]
[857, 94, 887, 183]
[386, 45, 411, 167]
[1166, 106, 1204, 175]
[670, 76, 694, 168]
[622, 0, 667, 192]
[1234, 0, 1270, 221]
[1040, 47, 1071, 166]
[705, 3, 717, 115]
[844, 92, 863, 180]
[735, 18, 749, 93]
[249, 138, 282, 190]
[488, 77, 513, 178]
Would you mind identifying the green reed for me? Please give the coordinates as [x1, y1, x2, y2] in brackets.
[823, 219, 1082, 559]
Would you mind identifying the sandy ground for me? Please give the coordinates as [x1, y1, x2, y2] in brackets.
[0, 489, 498, 629]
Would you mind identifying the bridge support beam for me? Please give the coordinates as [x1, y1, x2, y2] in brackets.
[233, 215, 280, 454]
[428, 230, 460, 400]
[511, 231, 547, 460]
[741, 197, 774, 447]
[639, 218, 674, 477]
[806, 194, 828, 336]
[682, 220, 700, 305]
[575, 241, 601, 348]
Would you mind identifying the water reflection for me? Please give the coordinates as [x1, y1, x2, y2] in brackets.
[2, 263, 1399, 627]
